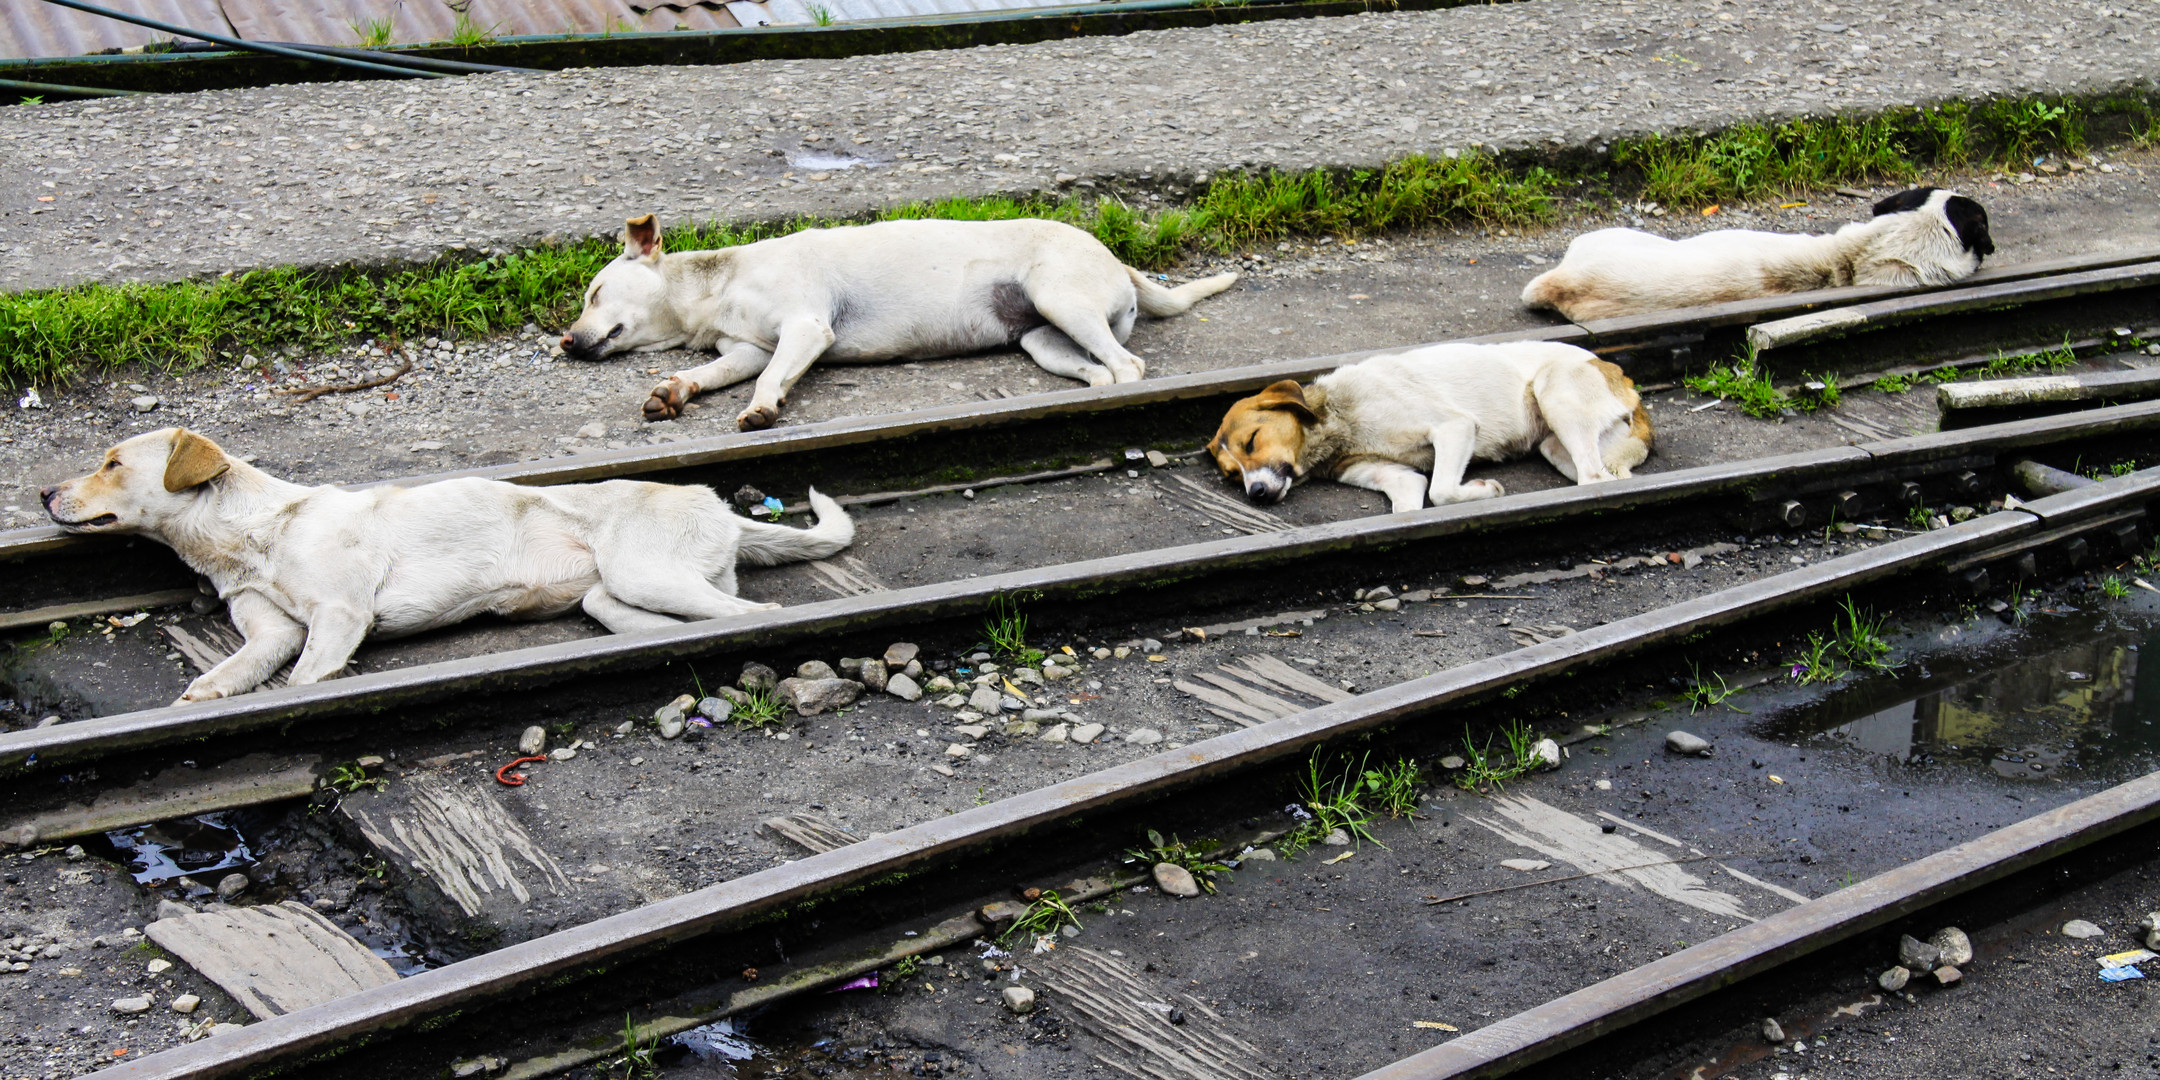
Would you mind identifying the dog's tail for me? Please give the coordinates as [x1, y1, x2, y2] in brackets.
[735, 487, 855, 565]
[1127, 266, 1239, 318]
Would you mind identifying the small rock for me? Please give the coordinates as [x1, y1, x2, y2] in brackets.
[776, 677, 863, 716]
[1500, 858, 1551, 872]
[517, 725, 547, 756]
[215, 873, 249, 900]
[1005, 720, 1040, 737]
[954, 724, 990, 740]
[1897, 934, 1941, 970]
[1070, 723, 1104, 744]
[656, 714, 686, 740]
[614, 720, 635, 735]
[1040, 723, 1069, 743]
[929, 763, 955, 777]
[1665, 731, 1714, 756]
[1932, 965, 1962, 986]
[796, 660, 837, 681]
[1000, 694, 1028, 711]
[1928, 927, 1972, 967]
[1530, 738, 1561, 770]
[1372, 598, 1401, 611]
[207, 1022, 247, 1037]
[968, 686, 1005, 713]
[169, 994, 200, 1014]
[1145, 450, 1170, 468]
[717, 686, 751, 707]
[1761, 1018, 1786, 1044]
[1140, 638, 1163, 651]
[739, 662, 779, 693]
[145, 958, 172, 974]
[1092, 647, 1113, 660]
[1242, 848, 1278, 862]
[885, 673, 923, 701]
[2061, 919, 2104, 939]
[549, 747, 578, 761]
[1364, 585, 1395, 601]
[1020, 708, 1062, 723]
[113, 996, 152, 1014]
[155, 899, 193, 921]
[653, 693, 696, 728]
[946, 744, 972, 758]
[2137, 912, 2160, 950]
[131, 395, 159, 413]
[1323, 828, 1351, 846]
[884, 642, 920, 667]
[936, 693, 969, 709]
[64, 844, 85, 862]
[1125, 728, 1164, 745]
[923, 675, 957, 694]
[1153, 863, 1201, 897]
[575, 421, 607, 439]
[1877, 966, 1910, 991]
[696, 696, 734, 723]
[1439, 755, 1466, 770]
[1002, 986, 1036, 1014]
[451, 1057, 504, 1078]
[857, 659, 889, 692]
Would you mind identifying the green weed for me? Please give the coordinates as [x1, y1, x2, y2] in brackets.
[999, 889, 1081, 946]
[348, 15, 395, 47]
[732, 688, 787, 731]
[324, 762, 387, 794]
[16, 96, 44, 106]
[1684, 350, 1788, 418]
[809, 5, 836, 26]
[1870, 373, 1913, 394]
[1789, 633, 1842, 685]
[1122, 830, 1232, 894]
[980, 593, 1043, 665]
[601, 1014, 661, 1079]
[446, 8, 501, 47]
[1454, 719, 1543, 794]
[1906, 504, 1934, 530]
[1981, 97, 2085, 164]
[1360, 758, 1423, 818]
[2101, 575, 2132, 600]
[1682, 664, 1741, 713]
[1792, 372, 1841, 411]
[1831, 597, 1895, 671]
[883, 954, 921, 987]
[1279, 750, 1380, 855]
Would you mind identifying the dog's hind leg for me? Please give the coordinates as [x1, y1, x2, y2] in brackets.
[739, 318, 835, 430]
[1018, 326, 1115, 387]
[1426, 420, 1505, 505]
[645, 341, 772, 423]
[1545, 415, 1621, 485]
[1335, 460, 1432, 515]
[284, 605, 372, 687]
[1031, 297, 1149, 383]
[178, 592, 306, 702]
[580, 584, 685, 633]
[1536, 434, 1581, 482]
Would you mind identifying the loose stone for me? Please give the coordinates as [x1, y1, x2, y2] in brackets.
[1932, 965, 1962, 986]
[796, 660, 837, 681]
[1761, 1018, 1786, 1044]
[923, 675, 957, 694]
[113, 996, 152, 1014]
[1125, 728, 1164, 745]
[1439, 755, 1465, 770]
[946, 744, 972, 758]
[696, 696, 734, 723]
[2138, 912, 2160, 949]
[517, 726, 547, 756]
[1323, 828, 1351, 846]
[883, 642, 920, 668]
[1897, 935, 1941, 970]
[1531, 738, 1561, 769]
[1242, 848, 1278, 862]
[968, 687, 1005, 714]
[1070, 723, 1104, 744]
[778, 677, 863, 716]
[550, 747, 578, 760]
[857, 659, 889, 692]
[1152, 863, 1202, 897]
[885, 673, 923, 701]
[1928, 927, 1972, 967]
[653, 694, 696, 728]
[656, 714, 686, 740]
[1002, 986, 1036, 1014]
[739, 663, 779, 693]
[2061, 919, 2105, 939]
[1665, 731, 1714, 756]
[953, 724, 990, 740]
[215, 873, 249, 900]
[1878, 966, 1910, 991]
[1500, 858, 1551, 872]
[170, 994, 201, 1014]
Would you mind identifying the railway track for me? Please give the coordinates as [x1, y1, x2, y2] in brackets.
[4, 255, 2160, 1080]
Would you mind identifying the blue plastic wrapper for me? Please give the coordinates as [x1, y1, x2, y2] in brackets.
[762, 496, 785, 517]
[2099, 965, 2146, 982]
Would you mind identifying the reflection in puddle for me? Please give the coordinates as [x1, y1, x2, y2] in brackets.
[104, 813, 256, 886]
[1783, 620, 2160, 779]
[785, 150, 878, 171]
[674, 1017, 762, 1064]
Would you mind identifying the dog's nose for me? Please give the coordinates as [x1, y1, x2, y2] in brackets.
[1245, 481, 1274, 501]
[39, 485, 56, 505]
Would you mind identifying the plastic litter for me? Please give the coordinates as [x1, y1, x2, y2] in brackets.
[829, 974, 878, 992]
[495, 755, 548, 786]
[2100, 966, 2145, 982]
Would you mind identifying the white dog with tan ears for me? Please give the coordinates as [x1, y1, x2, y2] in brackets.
[1522, 186, 1995, 322]
[40, 428, 853, 702]
[1207, 342, 1653, 514]
[562, 214, 1238, 429]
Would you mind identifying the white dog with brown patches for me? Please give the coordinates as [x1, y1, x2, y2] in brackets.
[562, 214, 1238, 429]
[40, 428, 852, 702]
[1206, 342, 1653, 514]
[1522, 187, 1995, 321]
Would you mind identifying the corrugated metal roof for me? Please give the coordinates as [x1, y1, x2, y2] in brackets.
[0, 0, 1100, 60]
[1, 0, 232, 62]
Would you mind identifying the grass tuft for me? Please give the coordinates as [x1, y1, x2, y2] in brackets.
[999, 890, 1081, 947]
[1123, 829, 1232, 894]
[1454, 719, 1543, 794]
[1277, 750, 1381, 856]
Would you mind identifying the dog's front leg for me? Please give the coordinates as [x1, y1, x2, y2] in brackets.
[1335, 460, 1432, 515]
[645, 341, 773, 423]
[1426, 420, 1505, 505]
[179, 592, 305, 703]
[283, 606, 373, 687]
[738, 318, 834, 431]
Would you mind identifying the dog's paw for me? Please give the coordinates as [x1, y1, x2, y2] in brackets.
[736, 404, 779, 431]
[1468, 479, 1507, 499]
[643, 378, 696, 422]
[178, 683, 229, 703]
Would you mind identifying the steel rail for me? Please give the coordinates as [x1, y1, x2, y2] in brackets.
[9, 401, 2160, 775]
[6, 248, 2156, 574]
[87, 471, 2160, 1080]
[1355, 769, 2160, 1080]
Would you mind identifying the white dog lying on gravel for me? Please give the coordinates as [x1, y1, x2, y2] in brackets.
[1521, 186, 1994, 321]
[562, 214, 1237, 429]
[40, 428, 852, 702]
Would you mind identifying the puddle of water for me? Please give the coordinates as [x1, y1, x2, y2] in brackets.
[1768, 615, 2160, 780]
[102, 812, 256, 887]
[785, 150, 878, 171]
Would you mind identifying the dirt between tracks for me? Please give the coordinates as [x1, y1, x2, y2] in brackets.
[5, 152, 2159, 532]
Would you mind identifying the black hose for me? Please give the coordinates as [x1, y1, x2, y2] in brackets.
[258, 41, 541, 75]
[1, 76, 139, 98]
[36, 0, 450, 79]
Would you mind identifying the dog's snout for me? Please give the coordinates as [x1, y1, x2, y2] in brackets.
[559, 332, 576, 349]
[39, 485, 58, 508]
[1245, 481, 1272, 500]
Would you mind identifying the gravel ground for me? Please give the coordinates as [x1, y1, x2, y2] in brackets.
[1, 0, 2156, 292]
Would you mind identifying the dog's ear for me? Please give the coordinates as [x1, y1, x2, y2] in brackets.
[163, 428, 230, 493]
[1942, 195, 1994, 258]
[1871, 187, 1937, 217]
[1253, 380, 1318, 424]
[623, 214, 664, 261]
